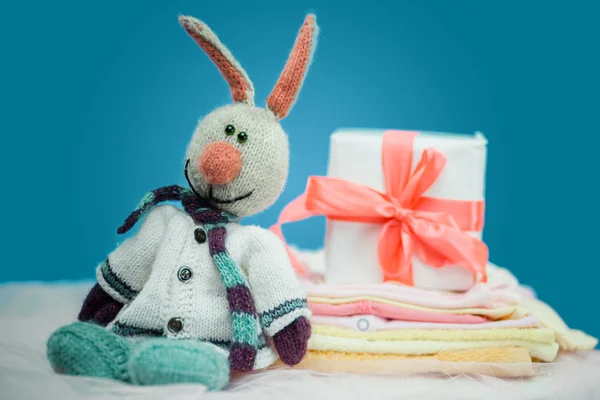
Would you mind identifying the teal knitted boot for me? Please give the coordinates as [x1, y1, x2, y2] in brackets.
[47, 322, 131, 381]
[127, 339, 230, 391]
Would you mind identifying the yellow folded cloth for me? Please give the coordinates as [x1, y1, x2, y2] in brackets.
[517, 297, 598, 351]
[308, 333, 560, 362]
[312, 325, 556, 343]
[305, 346, 532, 362]
[308, 295, 522, 320]
[274, 347, 536, 378]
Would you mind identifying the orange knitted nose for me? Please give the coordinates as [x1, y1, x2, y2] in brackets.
[198, 142, 242, 185]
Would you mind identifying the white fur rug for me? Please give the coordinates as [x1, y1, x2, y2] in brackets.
[1, 281, 599, 400]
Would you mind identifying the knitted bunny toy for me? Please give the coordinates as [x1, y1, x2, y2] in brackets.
[46, 14, 319, 391]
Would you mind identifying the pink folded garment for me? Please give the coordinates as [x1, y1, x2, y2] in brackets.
[311, 314, 541, 332]
[304, 281, 522, 310]
[309, 301, 490, 324]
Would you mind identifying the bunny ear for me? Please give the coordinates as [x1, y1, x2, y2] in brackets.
[266, 14, 319, 120]
[179, 15, 255, 105]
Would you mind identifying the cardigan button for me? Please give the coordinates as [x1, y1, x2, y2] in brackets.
[167, 317, 183, 333]
[194, 228, 207, 244]
[178, 267, 192, 282]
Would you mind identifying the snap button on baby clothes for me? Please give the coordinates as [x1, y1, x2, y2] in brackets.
[357, 318, 370, 331]
[194, 228, 207, 244]
[178, 267, 192, 282]
[167, 317, 183, 333]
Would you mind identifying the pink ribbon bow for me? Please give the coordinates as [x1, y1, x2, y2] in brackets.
[270, 130, 489, 285]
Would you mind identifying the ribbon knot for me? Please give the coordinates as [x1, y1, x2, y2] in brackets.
[377, 203, 408, 220]
[393, 205, 409, 221]
[270, 130, 489, 286]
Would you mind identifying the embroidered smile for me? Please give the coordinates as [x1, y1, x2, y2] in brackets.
[184, 159, 253, 204]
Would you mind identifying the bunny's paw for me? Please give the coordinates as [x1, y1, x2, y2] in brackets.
[272, 316, 312, 365]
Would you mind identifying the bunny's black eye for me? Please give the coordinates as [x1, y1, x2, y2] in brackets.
[225, 125, 235, 135]
[237, 132, 248, 143]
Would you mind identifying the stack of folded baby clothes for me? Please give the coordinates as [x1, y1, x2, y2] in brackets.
[297, 256, 596, 376]
[270, 129, 597, 377]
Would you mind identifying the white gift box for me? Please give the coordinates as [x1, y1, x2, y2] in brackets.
[323, 129, 488, 291]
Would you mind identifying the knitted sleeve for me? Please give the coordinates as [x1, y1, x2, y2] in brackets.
[243, 226, 312, 337]
[95, 205, 169, 304]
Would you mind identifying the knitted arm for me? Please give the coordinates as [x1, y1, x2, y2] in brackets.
[244, 227, 311, 365]
[95, 205, 169, 304]
[244, 227, 312, 336]
[78, 205, 170, 326]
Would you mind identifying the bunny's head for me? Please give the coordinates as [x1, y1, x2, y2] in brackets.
[179, 14, 319, 217]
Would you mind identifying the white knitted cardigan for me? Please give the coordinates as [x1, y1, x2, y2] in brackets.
[96, 204, 311, 370]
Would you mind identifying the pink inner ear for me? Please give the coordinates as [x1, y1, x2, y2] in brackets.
[267, 15, 317, 119]
[181, 20, 250, 103]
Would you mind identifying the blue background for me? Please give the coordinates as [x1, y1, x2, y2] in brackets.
[1, 1, 598, 343]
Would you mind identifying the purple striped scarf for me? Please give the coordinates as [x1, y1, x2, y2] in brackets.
[118, 185, 262, 372]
